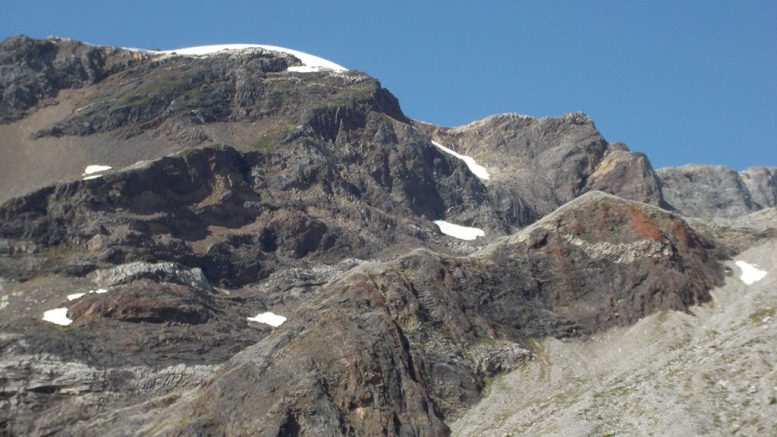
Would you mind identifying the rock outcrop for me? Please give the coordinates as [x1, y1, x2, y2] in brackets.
[0, 36, 143, 122]
[0, 140, 500, 288]
[422, 113, 665, 222]
[90, 261, 212, 289]
[741, 166, 777, 209]
[452, 239, 777, 436]
[657, 164, 777, 218]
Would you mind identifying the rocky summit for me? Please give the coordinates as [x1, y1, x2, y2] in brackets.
[0, 36, 775, 436]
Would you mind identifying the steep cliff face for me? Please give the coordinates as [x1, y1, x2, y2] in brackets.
[0, 36, 765, 436]
[422, 113, 665, 221]
[0, 36, 144, 122]
[657, 164, 777, 218]
[0, 140, 498, 288]
[741, 166, 777, 209]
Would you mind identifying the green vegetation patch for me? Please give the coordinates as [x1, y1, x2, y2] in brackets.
[36, 245, 74, 260]
[748, 307, 775, 324]
[527, 337, 546, 355]
[252, 124, 295, 152]
[481, 373, 503, 395]
[117, 65, 198, 106]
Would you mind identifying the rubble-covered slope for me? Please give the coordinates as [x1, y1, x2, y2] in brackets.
[453, 236, 777, 436]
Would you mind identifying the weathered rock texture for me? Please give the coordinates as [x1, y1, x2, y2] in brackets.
[0, 140, 499, 288]
[0, 35, 763, 436]
[421, 113, 665, 221]
[51, 193, 722, 436]
[657, 164, 777, 218]
[452, 240, 777, 436]
[0, 36, 143, 122]
[741, 166, 777, 209]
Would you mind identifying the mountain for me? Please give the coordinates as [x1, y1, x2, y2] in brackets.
[1, 35, 775, 436]
[657, 164, 777, 218]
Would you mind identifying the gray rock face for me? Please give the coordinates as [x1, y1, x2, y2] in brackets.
[657, 164, 758, 218]
[741, 166, 777, 209]
[0, 36, 143, 122]
[0, 36, 667, 229]
[0, 334, 214, 436]
[91, 261, 212, 290]
[657, 164, 777, 218]
[0, 35, 405, 204]
[0, 140, 499, 287]
[421, 113, 665, 222]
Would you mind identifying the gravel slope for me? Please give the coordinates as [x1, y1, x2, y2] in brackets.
[453, 239, 777, 436]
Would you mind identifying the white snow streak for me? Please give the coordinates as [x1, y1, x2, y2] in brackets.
[83, 165, 112, 175]
[121, 47, 159, 55]
[42, 308, 73, 326]
[67, 288, 108, 301]
[433, 220, 485, 241]
[82, 165, 111, 180]
[159, 44, 347, 72]
[431, 141, 490, 180]
[247, 311, 287, 327]
[735, 261, 767, 285]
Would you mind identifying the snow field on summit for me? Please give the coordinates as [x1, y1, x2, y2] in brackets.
[150, 44, 347, 72]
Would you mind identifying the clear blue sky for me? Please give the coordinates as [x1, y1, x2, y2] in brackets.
[1, 0, 775, 169]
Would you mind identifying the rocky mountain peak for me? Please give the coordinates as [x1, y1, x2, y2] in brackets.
[0, 35, 145, 122]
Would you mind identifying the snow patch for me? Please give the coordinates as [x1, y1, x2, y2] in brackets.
[433, 220, 485, 241]
[735, 261, 767, 285]
[42, 308, 73, 326]
[287, 65, 323, 73]
[82, 164, 111, 180]
[84, 165, 112, 175]
[431, 141, 490, 180]
[247, 311, 287, 327]
[160, 44, 347, 72]
[67, 289, 108, 301]
[121, 47, 160, 55]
